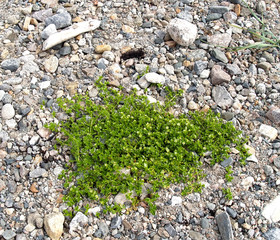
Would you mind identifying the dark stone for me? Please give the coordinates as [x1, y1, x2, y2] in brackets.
[194, 60, 208, 75]
[45, 10, 72, 29]
[59, 46, 72, 56]
[220, 157, 234, 168]
[237, 218, 245, 224]
[110, 216, 122, 229]
[209, 6, 229, 14]
[226, 207, 237, 218]
[206, 13, 223, 21]
[221, 112, 234, 121]
[1, 58, 20, 72]
[216, 212, 234, 240]
[164, 224, 176, 237]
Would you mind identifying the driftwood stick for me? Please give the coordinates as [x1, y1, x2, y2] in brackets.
[42, 19, 101, 51]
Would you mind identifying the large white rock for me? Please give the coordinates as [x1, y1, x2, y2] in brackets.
[144, 72, 165, 84]
[44, 212, 64, 240]
[262, 195, 280, 223]
[167, 18, 197, 47]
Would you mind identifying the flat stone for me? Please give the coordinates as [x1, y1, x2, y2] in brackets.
[262, 195, 280, 223]
[194, 60, 208, 75]
[44, 55, 58, 73]
[257, 62, 272, 72]
[266, 106, 280, 125]
[2, 230, 16, 240]
[144, 72, 165, 84]
[209, 6, 229, 14]
[2, 104, 15, 120]
[37, 127, 52, 139]
[44, 212, 64, 240]
[32, 9, 53, 22]
[211, 65, 231, 85]
[22, 61, 39, 74]
[45, 9, 72, 29]
[212, 86, 233, 108]
[29, 168, 47, 178]
[3, 77, 22, 85]
[189, 230, 206, 240]
[207, 33, 232, 47]
[212, 49, 228, 63]
[220, 157, 233, 168]
[1, 58, 20, 72]
[216, 212, 234, 240]
[259, 124, 278, 141]
[97, 220, 109, 237]
[167, 18, 197, 47]
[110, 216, 122, 229]
[226, 63, 242, 75]
[95, 45, 111, 54]
[164, 224, 176, 237]
[171, 196, 182, 206]
[206, 13, 223, 21]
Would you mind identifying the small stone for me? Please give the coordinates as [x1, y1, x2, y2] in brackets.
[97, 220, 109, 237]
[30, 182, 39, 193]
[2, 230, 16, 240]
[226, 207, 237, 218]
[246, 155, 258, 163]
[45, 10, 72, 29]
[44, 212, 64, 240]
[209, 6, 229, 14]
[171, 196, 182, 206]
[24, 223, 36, 232]
[37, 127, 52, 139]
[220, 157, 233, 168]
[44, 55, 59, 73]
[69, 212, 88, 235]
[206, 13, 223, 22]
[194, 61, 208, 75]
[29, 135, 40, 146]
[259, 124, 278, 141]
[216, 212, 234, 240]
[95, 45, 112, 54]
[201, 218, 209, 229]
[226, 64, 241, 75]
[207, 33, 232, 47]
[211, 65, 231, 85]
[144, 72, 165, 84]
[167, 18, 197, 47]
[263, 228, 280, 240]
[257, 62, 272, 72]
[29, 168, 47, 178]
[212, 49, 228, 63]
[110, 216, 122, 229]
[164, 224, 176, 237]
[189, 230, 206, 240]
[266, 106, 280, 125]
[59, 46, 71, 56]
[88, 207, 101, 216]
[41, 24, 57, 39]
[122, 220, 132, 230]
[212, 86, 233, 108]
[23, 16, 32, 31]
[256, 1, 266, 14]
[262, 195, 280, 223]
[241, 176, 254, 189]
[0, 179, 6, 191]
[122, 25, 135, 33]
[2, 104, 15, 120]
[188, 100, 199, 110]
[264, 165, 274, 176]
[4, 77, 22, 85]
[1, 58, 20, 72]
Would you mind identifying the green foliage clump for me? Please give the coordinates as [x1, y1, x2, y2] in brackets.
[46, 79, 249, 215]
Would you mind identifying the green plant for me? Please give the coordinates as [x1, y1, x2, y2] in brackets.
[225, 166, 234, 182]
[228, 0, 280, 51]
[137, 65, 150, 79]
[46, 79, 249, 215]
[222, 187, 233, 200]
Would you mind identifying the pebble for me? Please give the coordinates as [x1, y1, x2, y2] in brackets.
[44, 55, 59, 73]
[2, 104, 15, 120]
[167, 18, 197, 47]
[212, 86, 233, 108]
[259, 124, 278, 141]
[144, 72, 165, 84]
[41, 24, 57, 39]
[262, 195, 280, 223]
[211, 65, 231, 85]
[216, 212, 234, 240]
[1, 58, 20, 72]
[44, 9, 72, 29]
[29, 168, 47, 178]
[44, 212, 64, 240]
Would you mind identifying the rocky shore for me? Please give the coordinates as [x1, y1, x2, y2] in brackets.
[0, 0, 280, 239]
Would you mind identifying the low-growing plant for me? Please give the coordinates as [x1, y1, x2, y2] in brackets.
[228, 0, 280, 51]
[46, 78, 249, 215]
[225, 166, 234, 182]
[222, 187, 233, 200]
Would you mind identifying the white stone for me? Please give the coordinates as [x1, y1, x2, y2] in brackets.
[147, 95, 157, 104]
[88, 206, 101, 216]
[171, 196, 182, 206]
[0, 90, 5, 101]
[5, 119, 17, 129]
[200, 69, 210, 79]
[144, 72, 165, 84]
[29, 135, 40, 146]
[44, 212, 64, 240]
[44, 55, 59, 73]
[262, 195, 280, 223]
[246, 154, 258, 163]
[39, 81, 51, 90]
[2, 104, 15, 120]
[167, 18, 197, 47]
[259, 124, 278, 141]
[41, 24, 57, 40]
[53, 166, 64, 176]
[188, 100, 199, 110]
[24, 223, 36, 233]
[241, 176, 254, 189]
[138, 206, 145, 214]
[69, 212, 88, 235]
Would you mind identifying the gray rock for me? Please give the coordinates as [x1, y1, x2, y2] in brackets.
[230, 0, 241, 3]
[262, 52, 275, 63]
[167, 18, 197, 47]
[2, 104, 15, 120]
[211, 65, 231, 85]
[32, 9, 53, 22]
[220, 157, 233, 168]
[29, 168, 47, 178]
[209, 6, 229, 14]
[41, 24, 57, 39]
[263, 228, 280, 240]
[164, 224, 176, 237]
[16, 234, 27, 240]
[194, 61, 208, 75]
[97, 58, 109, 70]
[212, 86, 233, 108]
[266, 106, 280, 125]
[216, 212, 234, 240]
[22, 61, 39, 74]
[264, 165, 274, 176]
[256, 1, 266, 14]
[212, 49, 228, 63]
[3, 77, 22, 85]
[189, 230, 206, 240]
[257, 62, 272, 72]
[262, 195, 280, 223]
[45, 9, 72, 29]
[274, 158, 280, 168]
[1, 58, 20, 72]
[249, 64, 257, 75]
[2, 94, 13, 104]
[201, 218, 209, 229]
[188, 49, 207, 61]
[177, 10, 193, 22]
[69, 212, 88, 235]
[226, 64, 241, 75]
[59, 46, 72, 56]
[206, 13, 223, 21]
[7, 180, 17, 193]
[98, 220, 109, 237]
[2, 230, 16, 240]
[111, 216, 122, 229]
[221, 112, 234, 121]
[135, 64, 148, 73]
[177, 212, 184, 223]
[226, 207, 237, 218]
[145, 72, 165, 84]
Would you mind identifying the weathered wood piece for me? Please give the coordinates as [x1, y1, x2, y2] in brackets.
[42, 19, 101, 51]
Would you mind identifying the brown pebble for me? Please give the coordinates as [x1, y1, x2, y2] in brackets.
[30, 182, 39, 193]
[234, 4, 241, 16]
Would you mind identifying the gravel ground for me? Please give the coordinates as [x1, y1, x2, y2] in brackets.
[0, 0, 280, 239]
